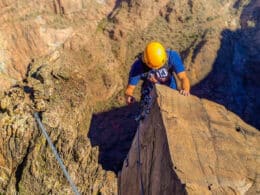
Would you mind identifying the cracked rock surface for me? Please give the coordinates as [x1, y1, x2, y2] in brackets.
[0, 0, 259, 194]
[119, 85, 260, 195]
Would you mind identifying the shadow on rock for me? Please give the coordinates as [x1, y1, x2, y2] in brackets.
[192, 0, 260, 129]
[88, 103, 139, 173]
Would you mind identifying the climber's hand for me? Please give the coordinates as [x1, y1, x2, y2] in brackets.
[126, 95, 136, 105]
[179, 90, 190, 96]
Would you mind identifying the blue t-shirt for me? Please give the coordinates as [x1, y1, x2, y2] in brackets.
[128, 50, 185, 89]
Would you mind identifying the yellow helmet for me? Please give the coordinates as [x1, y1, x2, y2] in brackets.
[142, 42, 167, 69]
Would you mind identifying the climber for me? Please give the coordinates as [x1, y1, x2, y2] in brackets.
[125, 41, 190, 120]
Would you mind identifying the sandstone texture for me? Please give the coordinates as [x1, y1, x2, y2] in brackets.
[0, 0, 259, 194]
[0, 56, 118, 194]
[0, 0, 116, 91]
[119, 85, 260, 195]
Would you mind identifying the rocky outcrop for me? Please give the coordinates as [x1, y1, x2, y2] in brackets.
[0, 0, 259, 194]
[0, 54, 119, 194]
[192, 0, 260, 128]
[119, 85, 259, 195]
[0, 0, 116, 92]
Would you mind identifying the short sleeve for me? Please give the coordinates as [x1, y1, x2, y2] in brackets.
[167, 50, 185, 73]
[128, 59, 143, 85]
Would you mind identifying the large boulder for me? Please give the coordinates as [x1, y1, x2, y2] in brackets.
[119, 84, 259, 195]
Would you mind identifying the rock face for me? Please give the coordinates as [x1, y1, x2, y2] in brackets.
[0, 0, 259, 194]
[0, 0, 116, 91]
[119, 85, 259, 195]
[192, 0, 260, 129]
[0, 55, 119, 194]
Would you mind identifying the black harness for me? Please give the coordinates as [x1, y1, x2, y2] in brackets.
[140, 59, 172, 84]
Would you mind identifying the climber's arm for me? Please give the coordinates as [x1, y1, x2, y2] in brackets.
[177, 71, 190, 96]
[125, 85, 136, 104]
[125, 60, 143, 104]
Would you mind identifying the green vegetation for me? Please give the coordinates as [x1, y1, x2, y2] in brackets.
[206, 16, 214, 22]
[96, 18, 109, 33]
[46, 15, 71, 29]
[19, 12, 41, 21]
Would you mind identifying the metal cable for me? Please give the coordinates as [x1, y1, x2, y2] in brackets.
[34, 112, 80, 195]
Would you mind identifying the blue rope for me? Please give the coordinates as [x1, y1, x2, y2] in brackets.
[134, 86, 156, 195]
[137, 125, 145, 195]
[34, 112, 80, 195]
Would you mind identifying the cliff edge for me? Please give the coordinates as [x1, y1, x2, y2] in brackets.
[119, 84, 259, 195]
